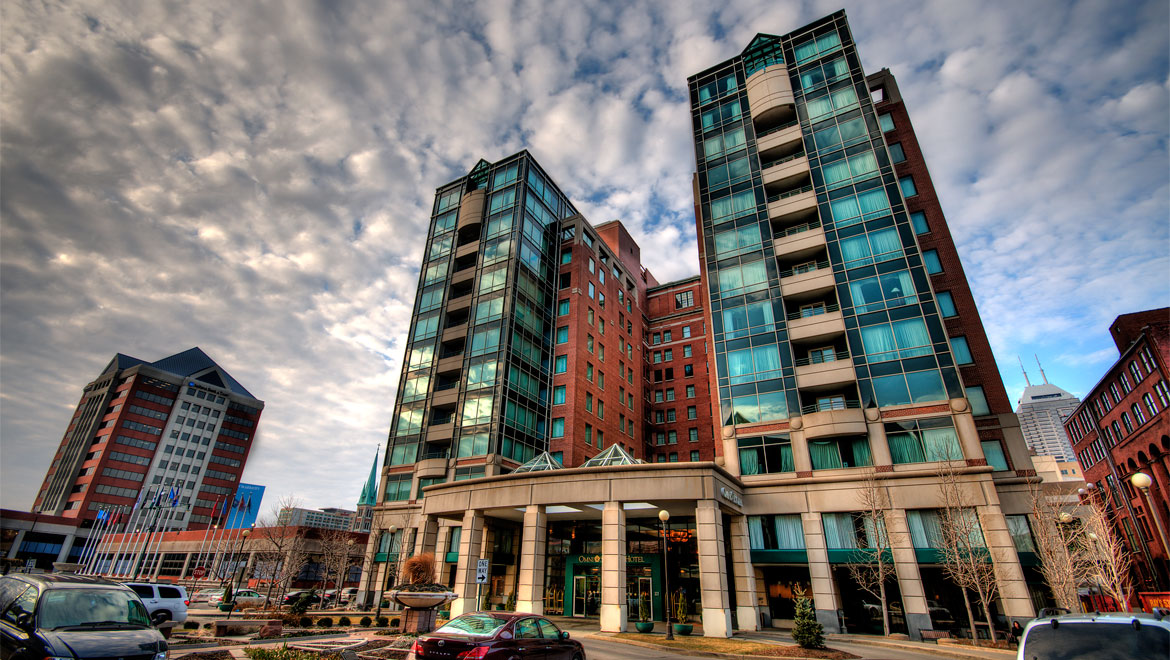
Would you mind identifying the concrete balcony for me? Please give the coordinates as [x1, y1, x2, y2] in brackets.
[455, 241, 480, 259]
[426, 422, 455, 443]
[436, 355, 463, 374]
[745, 64, 795, 126]
[773, 225, 827, 258]
[447, 294, 471, 313]
[795, 358, 857, 390]
[787, 309, 845, 343]
[800, 406, 867, 441]
[416, 457, 449, 478]
[756, 122, 803, 157]
[456, 189, 485, 230]
[779, 264, 834, 297]
[767, 187, 817, 223]
[442, 323, 469, 343]
[761, 154, 810, 190]
[451, 268, 475, 286]
[431, 388, 459, 407]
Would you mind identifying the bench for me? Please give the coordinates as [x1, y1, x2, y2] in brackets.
[921, 630, 952, 641]
[213, 619, 282, 637]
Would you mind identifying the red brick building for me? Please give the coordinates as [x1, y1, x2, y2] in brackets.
[1066, 308, 1170, 589]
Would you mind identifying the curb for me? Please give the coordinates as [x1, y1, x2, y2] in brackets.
[828, 636, 1015, 659]
[581, 632, 839, 659]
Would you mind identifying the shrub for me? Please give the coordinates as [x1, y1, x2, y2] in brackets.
[791, 586, 825, 649]
[402, 553, 436, 584]
[337, 616, 351, 626]
[183, 621, 200, 629]
[317, 617, 333, 628]
[298, 616, 312, 628]
[376, 616, 389, 627]
[244, 647, 319, 660]
[390, 617, 401, 628]
[359, 616, 372, 627]
[288, 590, 316, 616]
[203, 622, 213, 629]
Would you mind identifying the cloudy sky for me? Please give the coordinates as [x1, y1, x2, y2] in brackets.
[2, 0, 1167, 514]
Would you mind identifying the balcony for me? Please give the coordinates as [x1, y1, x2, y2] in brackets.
[787, 307, 845, 342]
[773, 223, 827, 258]
[450, 268, 475, 286]
[416, 455, 449, 478]
[745, 64, 795, 127]
[456, 189, 485, 230]
[761, 152, 810, 190]
[800, 401, 867, 440]
[436, 355, 463, 375]
[431, 388, 459, 407]
[426, 422, 455, 443]
[795, 352, 857, 390]
[756, 121, 802, 158]
[779, 261, 835, 297]
[442, 323, 469, 342]
[455, 240, 480, 259]
[767, 185, 817, 224]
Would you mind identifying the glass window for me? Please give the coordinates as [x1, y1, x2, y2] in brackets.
[886, 418, 962, 464]
[899, 176, 918, 197]
[888, 142, 906, 163]
[697, 73, 738, 105]
[710, 189, 757, 226]
[793, 30, 842, 63]
[878, 113, 895, 132]
[554, 326, 567, 344]
[554, 355, 567, 374]
[981, 440, 1009, 470]
[738, 435, 795, 474]
[831, 188, 892, 229]
[721, 300, 776, 338]
[713, 223, 763, 258]
[553, 385, 566, 405]
[859, 318, 932, 363]
[966, 386, 990, 416]
[951, 336, 973, 364]
[910, 211, 929, 234]
[849, 269, 917, 312]
[937, 291, 957, 316]
[805, 84, 858, 122]
[557, 299, 570, 316]
[715, 259, 769, 298]
[726, 344, 783, 385]
[923, 249, 943, 274]
[551, 418, 565, 438]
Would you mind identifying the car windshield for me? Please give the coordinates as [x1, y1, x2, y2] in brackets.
[38, 588, 151, 630]
[1023, 621, 1170, 659]
[435, 614, 509, 637]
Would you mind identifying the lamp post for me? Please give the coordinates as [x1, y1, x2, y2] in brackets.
[659, 509, 673, 640]
[225, 527, 251, 620]
[1131, 472, 1170, 583]
[375, 525, 398, 621]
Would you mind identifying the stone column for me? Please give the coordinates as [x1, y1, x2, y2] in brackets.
[179, 551, 194, 579]
[416, 515, 439, 556]
[887, 508, 932, 640]
[600, 501, 627, 632]
[6, 529, 26, 559]
[55, 533, 77, 563]
[721, 427, 742, 477]
[435, 526, 452, 584]
[516, 505, 547, 614]
[450, 510, 485, 618]
[695, 500, 732, 637]
[950, 399, 986, 463]
[866, 410, 893, 467]
[977, 506, 1034, 620]
[358, 529, 382, 608]
[790, 426, 812, 473]
[801, 512, 841, 633]
[727, 514, 760, 631]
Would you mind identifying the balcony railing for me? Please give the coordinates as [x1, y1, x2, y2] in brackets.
[756, 118, 800, 139]
[779, 259, 830, 279]
[774, 220, 822, 238]
[794, 350, 850, 367]
[767, 184, 814, 204]
[760, 151, 805, 171]
[786, 303, 840, 322]
[420, 449, 450, 461]
[800, 399, 861, 415]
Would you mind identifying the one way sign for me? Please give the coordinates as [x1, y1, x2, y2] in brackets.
[476, 559, 489, 584]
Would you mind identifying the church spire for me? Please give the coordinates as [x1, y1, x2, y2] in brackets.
[357, 447, 380, 507]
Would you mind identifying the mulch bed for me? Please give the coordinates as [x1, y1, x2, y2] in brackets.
[172, 652, 234, 660]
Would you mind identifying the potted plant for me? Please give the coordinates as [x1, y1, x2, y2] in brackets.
[217, 586, 235, 612]
[672, 591, 692, 636]
[635, 597, 654, 633]
[386, 553, 457, 634]
[506, 592, 516, 611]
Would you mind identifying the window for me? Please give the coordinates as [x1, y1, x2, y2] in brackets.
[586, 363, 594, 381]
[384, 474, 412, 501]
[1132, 403, 1147, 425]
[859, 318, 932, 363]
[793, 30, 842, 63]
[809, 437, 872, 470]
[923, 249, 943, 274]
[684, 345, 693, 358]
[981, 440, 1009, 471]
[587, 334, 594, 353]
[849, 269, 917, 312]
[689, 428, 699, 442]
[554, 355, 567, 374]
[687, 406, 697, 419]
[886, 418, 962, 464]
[555, 326, 568, 344]
[686, 385, 696, 398]
[558, 299, 570, 316]
[829, 188, 890, 228]
[937, 291, 957, 317]
[888, 142, 906, 163]
[667, 430, 677, 443]
[898, 176, 918, 198]
[910, 211, 929, 234]
[551, 418, 565, 438]
[664, 330, 672, 342]
[588, 282, 595, 299]
[690, 451, 700, 462]
[805, 84, 859, 122]
[839, 226, 902, 268]
[553, 385, 566, 405]
[675, 291, 694, 308]
[951, 336, 973, 364]
[715, 259, 769, 298]
[879, 113, 895, 132]
[664, 349, 673, 361]
[683, 326, 692, 338]
[684, 364, 694, 377]
[585, 424, 593, 446]
[721, 300, 776, 339]
[966, 386, 990, 417]
[666, 388, 675, 401]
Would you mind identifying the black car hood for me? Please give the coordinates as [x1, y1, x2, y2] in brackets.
[42, 627, 165, 658]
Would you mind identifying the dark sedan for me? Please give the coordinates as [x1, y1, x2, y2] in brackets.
[410, 612, 584, 660]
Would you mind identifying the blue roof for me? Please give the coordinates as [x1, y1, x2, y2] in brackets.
[148, 347, 257, 399]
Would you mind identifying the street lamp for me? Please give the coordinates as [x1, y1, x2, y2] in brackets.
[225, 527, 251, 620]
[659, 509, 673, 641]
[1131, 472, 1170, 575]
[375, 524, 397, 621]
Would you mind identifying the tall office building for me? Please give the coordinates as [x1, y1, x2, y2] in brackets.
[363, 11, 1040, 640]
[1016, 382, 1081, 462]
[32, 347, 264, 532]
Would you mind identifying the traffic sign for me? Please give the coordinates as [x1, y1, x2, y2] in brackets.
[192, 566, 207, 579]
[475, 559, 489, 584]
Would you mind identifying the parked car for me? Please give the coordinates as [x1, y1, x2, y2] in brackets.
[411, 612, 584, 660]
[190, 587, 222, 603]
[0, 573, 168, 660]
[122, 581, 189, 624]
[339, 587, 359, 604]
[282, 590, 322, 606]
[1017, 611, 1170, 659]
[208, 588, 267, 609]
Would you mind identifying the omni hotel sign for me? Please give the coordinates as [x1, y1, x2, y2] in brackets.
[719, 486, 743, 507]
[575, 554, 650, 564]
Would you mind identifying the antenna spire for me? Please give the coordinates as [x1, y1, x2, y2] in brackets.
[1035, 354, 1048, 384]
[1018, 356, 1032, 386]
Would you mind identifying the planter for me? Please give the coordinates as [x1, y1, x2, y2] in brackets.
[672, 623, 693, 636]
[438, 610, 450, 620]
[217, 602, 234, 612]
[494, 604, 506, 611]
[387, 591, 457, 610]
[635, 621, 655, 633]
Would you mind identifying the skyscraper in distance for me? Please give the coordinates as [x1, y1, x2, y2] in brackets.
[1015, 361, 1081, 462]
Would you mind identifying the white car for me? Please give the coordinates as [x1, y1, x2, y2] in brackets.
[208, 588, 268, 609]
[123, 582, 189, 624]
[1017, 611, 1170, 659]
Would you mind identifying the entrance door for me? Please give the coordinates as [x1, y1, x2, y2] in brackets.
[573, 576, 587, 617]
[572, 575, 600, 617]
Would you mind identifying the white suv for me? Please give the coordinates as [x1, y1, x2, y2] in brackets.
[1017, 611, 1170, 659]
[123, 582, 189, 624]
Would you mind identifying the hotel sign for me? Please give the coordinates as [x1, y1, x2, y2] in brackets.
[719, 486, 743, 507]
[575, 554, 648, 564]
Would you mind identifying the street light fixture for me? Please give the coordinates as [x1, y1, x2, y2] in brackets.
[1130, 472, 1170, 573]
[659, 509, 673, 641]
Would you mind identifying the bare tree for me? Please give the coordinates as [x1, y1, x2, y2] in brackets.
[253, 496, 308, 607]
[937, 463, 1000, 644]
[1081, 494, 1132, 611]
[318, 528, 355, 607]
[1028, 481, 1087, 612]
[845, 469, 897, 636]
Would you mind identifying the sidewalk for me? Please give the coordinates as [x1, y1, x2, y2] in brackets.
[742, 629, 1015, 660]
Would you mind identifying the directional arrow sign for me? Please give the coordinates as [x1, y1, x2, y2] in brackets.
[476, 559, 489, 584]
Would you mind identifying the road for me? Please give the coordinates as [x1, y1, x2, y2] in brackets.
[578, 636, 967, 660]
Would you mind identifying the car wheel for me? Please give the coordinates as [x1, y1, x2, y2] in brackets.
[156, 610, 172, 622]
[571, 653, 583, 660]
